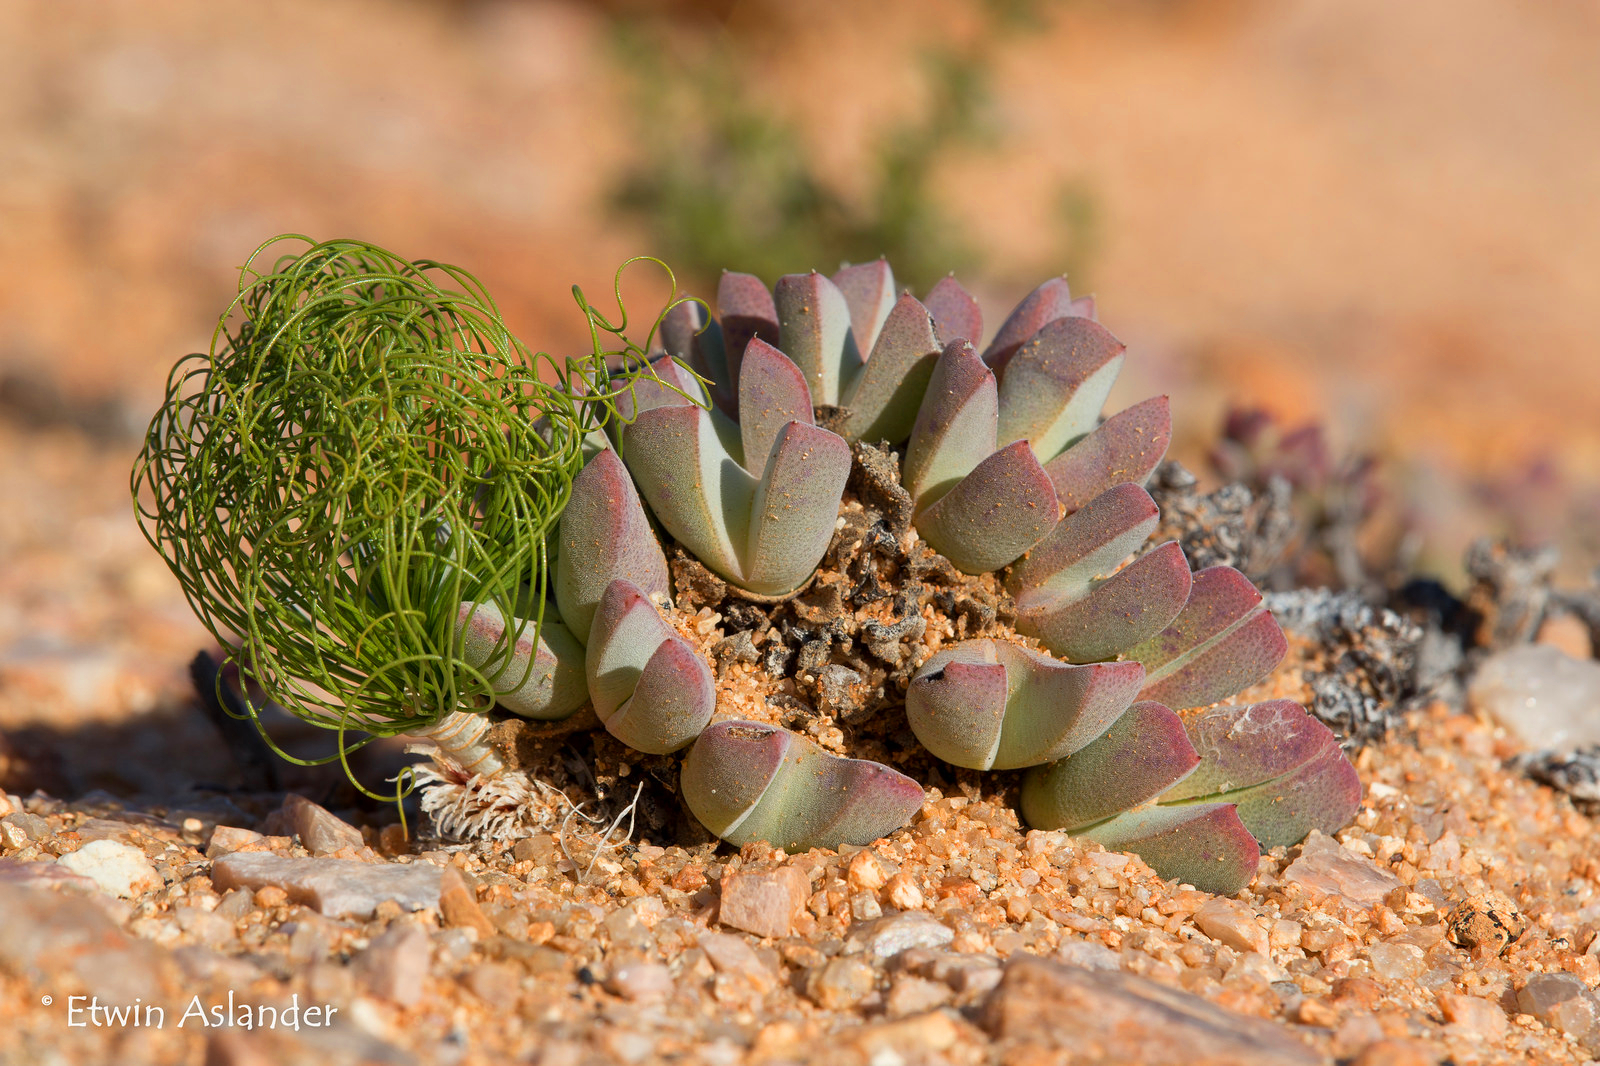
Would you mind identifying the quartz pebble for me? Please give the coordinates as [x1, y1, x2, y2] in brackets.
[1470, 643, 1600, 752]
[982, 957, 1326, 1065]
[808, 956, 877, 1010]
[718, 866, 809, 939]
[847, 912, 953, 960]
[211, 852, 441, 918]
[280, 794, 365, 856]
[1054, 939, 1121, 971]
[606, 960, 674, 1001]
[697, 932, 777, 994]
[355, 924, 433, 1006]
[1284, 831, 1400, 906]
[439, 866, 495, 938]
[57, 839, 160, 898]
[206, 825, 265, 858]
[1195, 898, 1270, 955]
[1437, 993, 1507, 1041]
[1516, 972, 1600, 1048]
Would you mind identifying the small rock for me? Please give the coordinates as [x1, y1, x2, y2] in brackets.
[1538, 612, 1594, 660]
[982, 957, 1326, 1066]
[0, 856, 96, 892]
[1054, 939, 1121, 972]
[1437, 992, 1507, 1040]
[1446, 894, 1526, 958]
[884, 871, 925, 910]
[697, 932, 777, 994]
[886, 974, 954, 1016]
[922, 952, 1004, 996]
[3, 811, 50, 841]
[1195, 898, 1270, 955]
[1284, 831, 1401, 907]
[439, 866, 495, 939]
[847, 912, 954, 960]
[174, 905, 237, 947]
[847, 850, 889, 892]
[280, 794, 364, 856]
[211, 852, 440, 919]
[603, 903, 658, 950]
[606, 960, 674, 1002]
[808, 956, 878, 1010]
[354, 923, 432, 1006]
[851, 1010, 962, 1058]
[718, 867, 809, 939]
[57, 839, 160, 898]
[1348, 1038, 1441, 1066]
[850, 889, 882, 921]
[1366, 941, 1424, 980]
[206, 825, 265, 859]
[1517, 972, 1600, 1045]
[465, 959, 522, 1009]
[1471, 644, 1600, 752]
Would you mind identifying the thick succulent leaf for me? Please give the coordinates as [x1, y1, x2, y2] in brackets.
[774, 271, 861, 406]
[585, 579, 712, 754]
[1020, 701, 1199, 832]
[681, 721, 925, 852]
[901, 340, 997, 510]
[923, 275, 982, 346]
[981, 276, 1075, 374]
[1019, 541, 1192, 664]
[1012, 483, 1161, 604]
[995, 316, 1127, 463]
[614, 352, 708, 423]
[738, 337, 815, 471]
[717, 271, 780, 404]
[1045, 396, 1172, 514]
[661, 298, 732, 413]
[455, 602, 588, 721]
[1129, 567, 1289, 710]
[744, 421, 852, 596]
[835, 293, 942, 444]
[621, 404, 752, 584]
[1070, 294, 1096, 320]
[906, 640, 1145, 770]
[1083, 803, 1260, 896]
[831, 259, 897, 357]
[914, 440, 1058, 574]
[1160, 701, 1362, 848]
[555, 449, 670, 645]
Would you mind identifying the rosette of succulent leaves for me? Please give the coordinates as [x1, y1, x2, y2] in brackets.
[138, 240, 1359, 898]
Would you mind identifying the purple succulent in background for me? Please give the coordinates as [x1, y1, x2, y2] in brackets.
[681, 720, 925, 853]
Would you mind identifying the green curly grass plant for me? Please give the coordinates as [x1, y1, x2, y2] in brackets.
[132, 236, 697, 798]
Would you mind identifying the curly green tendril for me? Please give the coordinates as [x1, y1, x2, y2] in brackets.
[132, 236, 703, 797]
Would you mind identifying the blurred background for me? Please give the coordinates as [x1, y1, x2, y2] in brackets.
[2, 0, 1598, 787]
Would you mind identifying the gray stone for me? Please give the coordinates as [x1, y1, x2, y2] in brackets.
[1472, 644, 1600, 752]
[355, 923, 433, 1006]
[1517, 972, 1600, 1046]
[983, 957, 1328, 1065]
[280, 794, 365, 855]
[846, 912, 954, 960]
[211, 852, 441, 918]
[1054, 939, 1121, 971]
[1284, 831, 1400, 907]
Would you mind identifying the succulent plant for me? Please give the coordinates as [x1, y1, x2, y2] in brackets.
[139, 238, 1360, 898]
